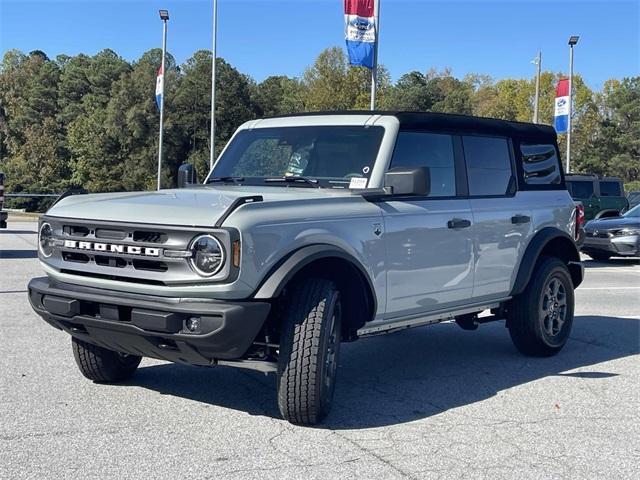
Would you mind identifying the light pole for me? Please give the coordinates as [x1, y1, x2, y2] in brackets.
[157, 9, 169, 190]
[210, 0, 218, 171]
[566, 35, 579, 174]
[532, 51, 542, 123]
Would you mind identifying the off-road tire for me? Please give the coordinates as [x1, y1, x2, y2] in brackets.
[72, 337, 141, 382]
[277, 278, 342, 425]
[508, 257, 575, 357]
[587, 252, 612, 262]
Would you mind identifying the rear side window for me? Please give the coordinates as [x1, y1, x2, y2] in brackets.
[567, 180, 594, 198]
[462, 136, 513, 196]
[390, 131, 456, 197]
[520, 144, 561, 185]
[599, 181, 622, 196]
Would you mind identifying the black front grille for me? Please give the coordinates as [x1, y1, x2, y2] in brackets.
[62, 252, 90, 263]
[587, 231, 610, 238]
[133, 231, 168, 243]
[95, 228, 127, 240]
[95, 255, 127, 268]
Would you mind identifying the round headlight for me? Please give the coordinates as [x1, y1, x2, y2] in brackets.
[189, 235, 225, 277]
[39, 222, 54, 258]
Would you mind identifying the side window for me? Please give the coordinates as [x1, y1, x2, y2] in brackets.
[390, 131, 456, 197]
[462, 136, 513, 196]
[520, 144, 561, 185]
[599, 181, 622, 196]
[567, 180, 594, 198]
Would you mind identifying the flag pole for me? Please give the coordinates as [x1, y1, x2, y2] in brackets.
[157, 11, 168, 191]
[370, 0, 380, 110]
[532, 51, 541, 123]
[209, 0, 218, 172]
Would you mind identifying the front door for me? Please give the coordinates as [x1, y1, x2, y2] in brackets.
[380, 131, 474, 319]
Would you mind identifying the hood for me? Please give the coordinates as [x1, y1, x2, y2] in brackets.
[585, 216, 640, 231]
[47, 186, 348, 227]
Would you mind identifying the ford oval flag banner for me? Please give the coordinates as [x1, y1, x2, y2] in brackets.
[344, 0, 376, 69]
[155, 65, 164, 110]
[554, 78, 570, 134]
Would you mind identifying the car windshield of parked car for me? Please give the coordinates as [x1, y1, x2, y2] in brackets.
[623, 204, 640, 217]
[208, 126, 385, 188]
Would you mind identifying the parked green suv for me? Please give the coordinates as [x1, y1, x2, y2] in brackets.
[565, 174, 629, 221]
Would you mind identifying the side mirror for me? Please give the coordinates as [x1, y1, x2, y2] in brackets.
[177, 163, 197, 188]
[384, 166, 430, 196]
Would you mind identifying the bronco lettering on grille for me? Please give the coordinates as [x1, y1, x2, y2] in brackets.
[63, 240, 160, 257]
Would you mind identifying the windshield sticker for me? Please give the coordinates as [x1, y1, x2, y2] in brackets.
[349, 177, 368, 189]
[362, 166, 370, 174]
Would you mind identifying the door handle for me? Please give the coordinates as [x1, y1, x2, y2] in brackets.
[511, 214, 531, 225]
[447, 218, 471, 229]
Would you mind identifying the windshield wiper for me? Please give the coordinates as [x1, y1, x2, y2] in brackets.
[264, 176, 320, 188]
[207, 176, 244, 184]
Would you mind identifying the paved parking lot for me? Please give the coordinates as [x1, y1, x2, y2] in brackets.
[1, 220, 638, 479]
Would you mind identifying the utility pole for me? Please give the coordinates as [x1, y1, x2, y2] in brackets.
[370, 0, 380, 110]
[209, 0, 218, 171]
[567, 36, 579, 174]
[532, 51, 542, 123]
[157, 9, 169, 191]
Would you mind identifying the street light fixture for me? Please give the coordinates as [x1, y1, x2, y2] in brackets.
[566, 35, 579, 173]
[159, 9, 169, 21]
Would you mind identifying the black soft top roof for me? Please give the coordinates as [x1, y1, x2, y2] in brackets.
[271, 110, 558, 143]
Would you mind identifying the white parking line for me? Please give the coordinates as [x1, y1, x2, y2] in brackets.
[578, 287, 640, 290]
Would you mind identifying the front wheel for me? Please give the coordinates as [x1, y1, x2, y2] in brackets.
[72, 337, 141, 382]
[508, 257, 575, 357]
[277, 278, 342, 425]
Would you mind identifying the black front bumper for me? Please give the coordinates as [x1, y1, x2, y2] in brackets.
[28, 277, 271, 365]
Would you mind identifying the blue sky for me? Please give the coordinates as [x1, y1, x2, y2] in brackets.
[1, 0, 638, 89]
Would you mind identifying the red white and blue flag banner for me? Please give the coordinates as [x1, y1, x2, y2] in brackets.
[554, 78, 569, 134]
[155, 65, 164, 110]
[344, 0, 377, 69]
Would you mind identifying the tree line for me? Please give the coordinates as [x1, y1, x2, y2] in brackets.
[0, 46, 638, 210]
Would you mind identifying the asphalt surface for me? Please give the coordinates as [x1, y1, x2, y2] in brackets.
[1, 220, 638, 479]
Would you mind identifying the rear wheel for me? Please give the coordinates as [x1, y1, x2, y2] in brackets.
[508, 257, 575, 357]
[277, 278, 342, 425]
[72, 337, 141, 382]
[587, 251, 612, 262]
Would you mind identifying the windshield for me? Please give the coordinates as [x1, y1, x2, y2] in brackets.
[623, 204, 640, 217]
[208, 126, 384, 188]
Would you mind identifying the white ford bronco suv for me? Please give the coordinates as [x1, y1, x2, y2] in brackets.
[29, 112, 583, 425]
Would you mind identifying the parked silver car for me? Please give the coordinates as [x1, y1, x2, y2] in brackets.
[582, 204, 640, 261]
[29, 112, 583, 425]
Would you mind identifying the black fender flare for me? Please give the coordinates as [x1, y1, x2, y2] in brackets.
[252, 244, 377, 312]
[511, 227, 583, 296]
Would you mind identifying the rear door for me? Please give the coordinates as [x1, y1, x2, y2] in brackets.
[598, 178, 629, 212]
[567, 178, 598, 220]
[380, 131, 474, 319]
[464, 136, 532, 299]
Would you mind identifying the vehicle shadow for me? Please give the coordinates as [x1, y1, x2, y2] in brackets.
[0, 249, 38, 259]
[0, 230, 37, 235]
[130, 315, 639, 429]
[582, 258, 640, 268]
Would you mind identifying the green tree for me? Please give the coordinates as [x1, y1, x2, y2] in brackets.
[303, 47, 390, 110]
